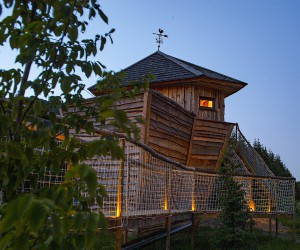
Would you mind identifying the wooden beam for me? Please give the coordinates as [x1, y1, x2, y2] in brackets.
[215, 123, 234, 171]
[186, 117, 196, 166]
[141, 91, 152, 145]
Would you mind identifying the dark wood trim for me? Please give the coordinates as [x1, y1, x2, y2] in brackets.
[186, 117, 196, 165]
[141, 91, 152, 144]
[215, 123, 235, 171]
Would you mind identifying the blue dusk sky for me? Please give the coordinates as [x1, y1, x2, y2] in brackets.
[0, 1, 299, 179]
[97, 0, 300, 179]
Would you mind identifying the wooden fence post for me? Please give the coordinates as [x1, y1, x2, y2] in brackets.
[268, 217, 272, 237]
[115, 139, 125, 250]
[191, 172, 196, 249]
[292, 180, 296, 241]
[275, 218, 278, 238]
[191, 213, 196, 250]
[165, 166, 172, 250]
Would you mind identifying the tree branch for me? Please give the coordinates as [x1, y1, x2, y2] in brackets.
[19, 2, 75, 125]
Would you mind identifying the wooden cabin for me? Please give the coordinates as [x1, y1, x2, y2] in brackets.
[86, 51, 273, 176]
[89, 51, 247, 122]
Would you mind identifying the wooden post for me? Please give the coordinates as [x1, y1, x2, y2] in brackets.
[165, 215, 172, 250]
[191, 213, 196, 250]
[191, 172, 196, 249]
[292, 214, 296, 241]
[165, 166, 172, 250]
[292, 180, 296, 241]
[268, 178, 271, 213]
[123, 229, 128, 244]
[268, 217, 272, 237]
[275, 218, 278, 238]
[115, 139, 125, 250]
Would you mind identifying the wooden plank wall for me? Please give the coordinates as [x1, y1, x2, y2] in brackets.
[147, 91, 194, 164]
[188, 119, 233, 171]
[153, 85, 225, 122]
[194, 86, 225, 122]
[153, 85, 195, 113]
[70, 90, 232, 172]
[68, 92, 145, 134]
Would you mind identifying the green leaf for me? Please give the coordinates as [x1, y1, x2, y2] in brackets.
[93, 62, 102, 76]
[89, 8, 96, 19]
[68, 25, 78, 42]
[85, 213, 99, 246]
[100, 36, 106, 51]
[0, 195, 33, 233]
[26, 199, 51, 233]
[98, 9, 108, 24]
[0, 231, 14, 250]
[7, 142, 24, 160]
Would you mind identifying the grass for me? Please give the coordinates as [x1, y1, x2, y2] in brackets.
[279, 202, 300, 236]
[137, 227, 300, 250]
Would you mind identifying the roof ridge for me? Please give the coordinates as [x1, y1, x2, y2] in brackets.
[176, 57, 243, 83]
[158, 51, 203, 77]
[123, 51, 158, 72]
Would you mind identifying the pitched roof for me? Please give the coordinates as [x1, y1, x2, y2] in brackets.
[89, 51, 247, 92]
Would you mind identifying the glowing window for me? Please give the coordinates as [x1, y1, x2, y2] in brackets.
[199, 97, 215, 109]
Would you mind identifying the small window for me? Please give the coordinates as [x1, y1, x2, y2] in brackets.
[199, 97, 215, 110]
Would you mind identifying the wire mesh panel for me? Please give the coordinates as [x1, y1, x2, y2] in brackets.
[194, 173, 221, 213]
[128, 153, 169, 216]
[235, 177, 251, 205]
[0, 136, 295, 218]
[84, 157, 120, 217]
[275, 179, 294, 214]
[235, 127, 274, 177]
[170, 169, 193, 213]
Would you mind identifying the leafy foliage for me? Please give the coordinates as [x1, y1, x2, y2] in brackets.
[253, 139, 292, 177]
[0, 0, 148, 248]
[214, 144, 256, 250]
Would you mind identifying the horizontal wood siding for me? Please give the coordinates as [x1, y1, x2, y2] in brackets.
[188, 119, 233, 171]
[153, 85, 194, 112]
[153, 85, 225, 122]
[68, 93, 145, 132]
[194, 86, 225, 122]
[148, 92, 194, 164]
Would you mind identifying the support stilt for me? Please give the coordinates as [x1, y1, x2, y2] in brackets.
[165, 215, 172, 250]
[275, 218, 278, 238]
[191, 213, 197, 250]
[115, 139, 125, 250]
[292, 214, 296, 241]
[115, 219, 122, 250]
[268, 217, 272, 237]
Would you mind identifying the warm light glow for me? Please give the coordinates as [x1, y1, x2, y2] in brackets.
[26, 122, 65, 141]
[249, 199, 255, 211]
[116, 205, 121, 217]
[116, 192, 121, 217]
[67, 163, 72, 171]
[163, 195, 168, 210]
[199, 99, 213, 108]
[56, 133, 65, 141]
[191, 197, 196, 211]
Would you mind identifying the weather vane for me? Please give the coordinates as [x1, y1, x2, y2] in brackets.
[153, 29, 168, 51]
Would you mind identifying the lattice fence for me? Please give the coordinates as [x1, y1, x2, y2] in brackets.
[83, 140, 295, 218]
[232, 125, 275, 177]
[0, 137, 295, 218]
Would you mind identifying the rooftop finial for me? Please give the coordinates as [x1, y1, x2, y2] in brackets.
[153, 29, 168, 51]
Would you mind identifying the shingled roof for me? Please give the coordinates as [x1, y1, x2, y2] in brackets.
[88, 51, 247, 92]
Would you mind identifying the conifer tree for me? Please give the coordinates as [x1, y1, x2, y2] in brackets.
[215, 144, 256, 250]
